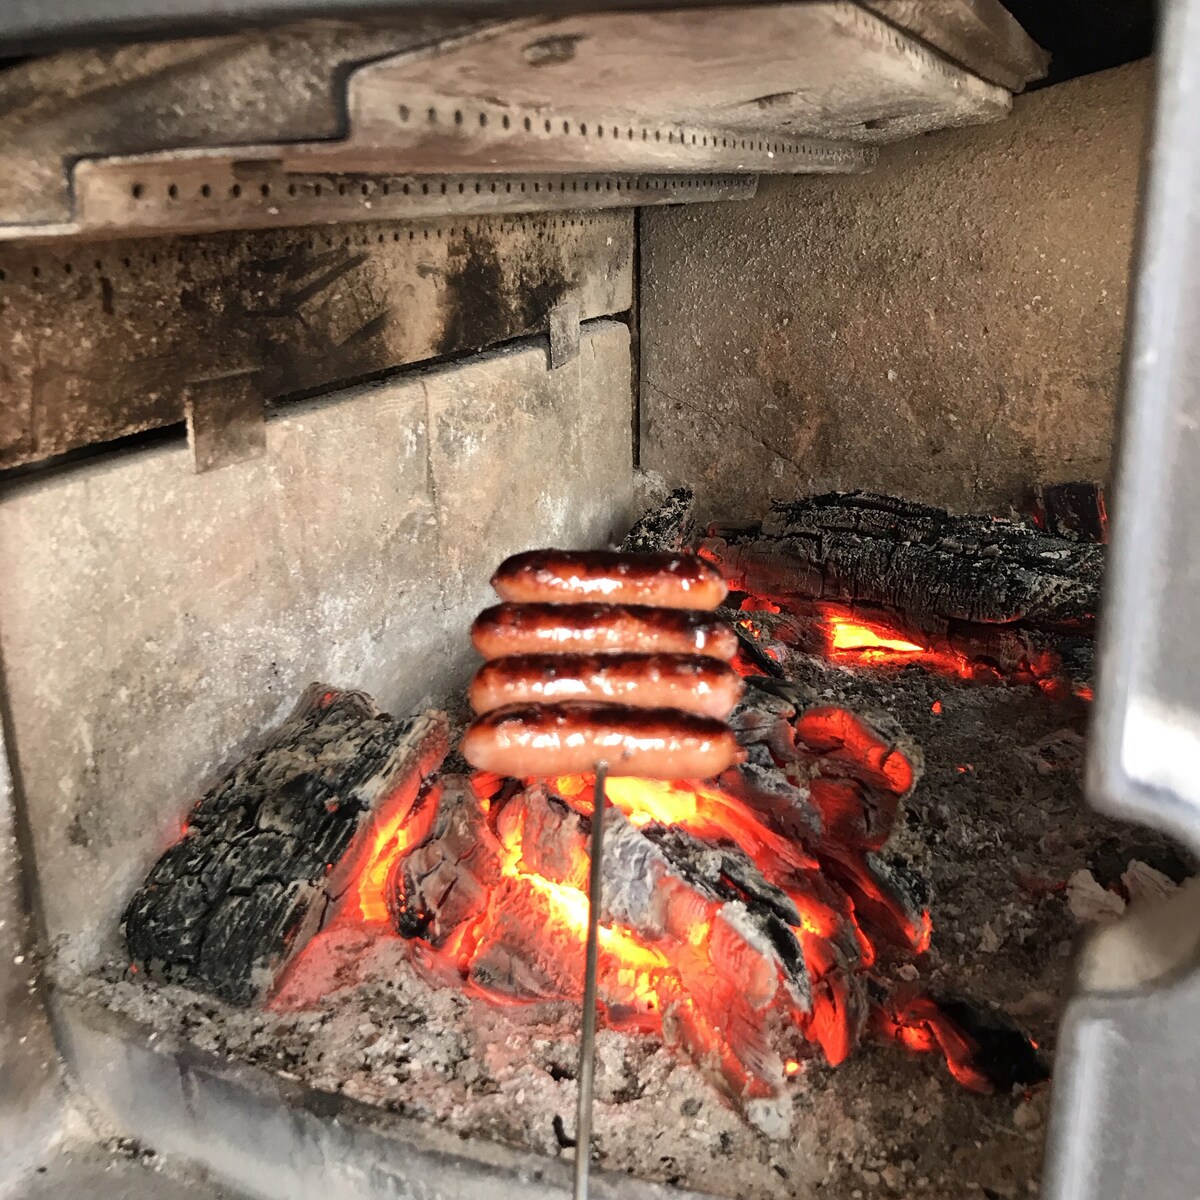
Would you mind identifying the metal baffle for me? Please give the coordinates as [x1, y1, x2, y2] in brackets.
[1042, 2, 1200, 1198]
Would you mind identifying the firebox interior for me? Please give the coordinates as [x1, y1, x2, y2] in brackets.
[0, 7, 1182, 1200]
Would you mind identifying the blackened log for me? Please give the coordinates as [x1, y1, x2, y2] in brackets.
[719, 686, 918, 853]
[717, 687, 930, 953]
[123, 686, 448, 1005]
[492, 784, 816, 1102]
[822, 849, 931, 953]
[1033, 481, 1108, 543]
[505, 783, 812, 1009]
[597, 805, 812, 1016]
[705, 490, 1103, 631]
[735, 595, 1093, 695]
[873, 989, 1048, 1092]
[719, 604, 790, 679]
[386, 777, 502, 945]
[726, 681, 806, 742]
[930, 995, 1049, 1090]
[620, 487, 697, 553]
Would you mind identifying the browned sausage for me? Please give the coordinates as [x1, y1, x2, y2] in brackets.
[492, 550, 728, 610]
[471, 603, 739, 661]
[468, 653, 744, 718]
[461, 702, 746, 779]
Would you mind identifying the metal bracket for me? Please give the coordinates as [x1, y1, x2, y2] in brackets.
[185, 371, 266, 473]
[549, 298, 581, 369]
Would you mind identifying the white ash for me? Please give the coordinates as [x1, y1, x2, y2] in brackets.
[1066, 869, 1127, 925]
[1121, 859, 1179, 907]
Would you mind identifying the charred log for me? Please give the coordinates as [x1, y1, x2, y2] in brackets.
[720, 682, 918, 856]
[1033, 481, 1108, 543]
[385, 778, 502, 944]
[620, 486, 697, 553]
[731, 596, 1093, 695]
[874, 989, 1048, 1092]
[123, 687, 448, 1005]
[704, 490, 1103, 632]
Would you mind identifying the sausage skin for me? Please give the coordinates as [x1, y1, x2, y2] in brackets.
[471, 603, 739, 661]
[492, 550, 728, 610]
[468, 653, 744, 718]
[461, 701, 746, 779]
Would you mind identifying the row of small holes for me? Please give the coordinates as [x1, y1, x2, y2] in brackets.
[119, 112, 857, 204]
[0, 211, 641, 280]
[123, 173, 747, 204]
[394, 101, 851, 160]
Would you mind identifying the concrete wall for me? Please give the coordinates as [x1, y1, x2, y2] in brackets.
[0, 321, 634, 966]
[0, 722, 63, 1180]
[639, 60, 1149, 520]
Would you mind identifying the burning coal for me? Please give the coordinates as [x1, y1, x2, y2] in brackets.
[286, 675, 1031, 1135]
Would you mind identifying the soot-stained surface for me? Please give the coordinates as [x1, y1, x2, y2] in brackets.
[75, 660, 1188, 1200]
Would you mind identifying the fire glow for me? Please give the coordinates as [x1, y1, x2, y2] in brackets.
[286, 715, 990, 1116]
[823, 610, 971, 677]
[269, 602, 1054, 1121]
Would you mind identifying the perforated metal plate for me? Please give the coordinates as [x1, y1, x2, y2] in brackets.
[0, 2, 1045, 241]
[0, 209, 634, 468]
[60, 168, 756, 242]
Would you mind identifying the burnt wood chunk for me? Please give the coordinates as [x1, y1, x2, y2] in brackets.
[123, 686, 448, 1005]
[620, 487, 697, 553]
[705, 490, 1103, 630]
[1033, 481, 1108, 543]
[385, 778, 502, 944]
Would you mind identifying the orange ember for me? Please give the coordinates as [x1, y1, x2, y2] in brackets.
[354, 792, 434, 923]
[877, 997, 992, 1093]
[824, 610, 971, 678]
[830, 619, 924, 656]
[281, 682, 990, 1108]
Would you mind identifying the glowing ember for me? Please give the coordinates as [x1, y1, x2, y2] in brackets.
[830, 619, 924, 656]
[271, 576, 1057, 1119]
[287, 684, 979, 1124]
[823, 610, 973, 677]
[355, 796, 435, 924]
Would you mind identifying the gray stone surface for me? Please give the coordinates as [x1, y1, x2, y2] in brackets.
[639, 61, 1148, 520]
[12, 1141, 246, 1200]
[0, 720, 64, 1184]
[0, 321, 633, 968]
[0, 210, 634, 470]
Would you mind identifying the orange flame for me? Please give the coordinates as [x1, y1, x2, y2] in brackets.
[876, 997, 993, 1092]
[282, 698, 964, 1098]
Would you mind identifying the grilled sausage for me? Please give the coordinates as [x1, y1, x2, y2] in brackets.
[471, 603, 739, 661]
[468, 653, 744, 718]
[461, 702, 746, 779]
[492, 550, 728, 610]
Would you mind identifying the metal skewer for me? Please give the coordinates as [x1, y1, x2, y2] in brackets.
[573, 760, 608, 1200]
